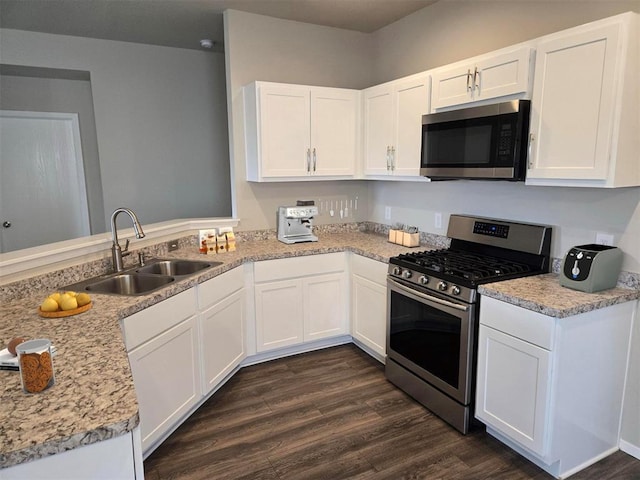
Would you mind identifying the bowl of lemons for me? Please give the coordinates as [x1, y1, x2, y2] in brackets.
[39, 291, 92, 318]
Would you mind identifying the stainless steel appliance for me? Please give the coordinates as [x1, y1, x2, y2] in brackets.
[386, 214, 552, 433]
[420, 100, 531, 181]
[277, 205, 319, 244]
[560, 244, 623, 293]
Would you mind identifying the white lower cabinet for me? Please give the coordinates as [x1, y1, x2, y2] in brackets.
[476, 295, 635, 479]
[127, 313, 201, 454]
[253, 253, 348, 353]
[198, 267, 246, 395]
[350, 254, 388, 361]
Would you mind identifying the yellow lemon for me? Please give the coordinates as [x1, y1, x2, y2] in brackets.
[64, 291, 77, 297]
[76, 292, 91, 307]
[40, 297, 59, 312]
[48, 292, 62, 304]
[59, 294, 78, 311]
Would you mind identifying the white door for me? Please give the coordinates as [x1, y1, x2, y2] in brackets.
[476, 325, 552, 456]
[303, 273, 347, 341]
[310, 88, 357, 176]
[351, 274, 387, 358]
[527, 24, 620, 180]
[363, 85, 394, 175]
[258, 84, 311, 178]
[393, 76, 430, 176]
[0, 111, 90, 252]
[255, 279, 304, 351]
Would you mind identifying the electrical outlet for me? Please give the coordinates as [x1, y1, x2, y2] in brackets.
[595, 232, 614, 246]
[384, 206, 391, 220]
[435, 212, 442, 229]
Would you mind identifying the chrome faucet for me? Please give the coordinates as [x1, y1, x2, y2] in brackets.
[110, 208, 145, 272]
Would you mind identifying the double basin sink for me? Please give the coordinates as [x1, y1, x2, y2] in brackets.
[66, 258, 221, 296]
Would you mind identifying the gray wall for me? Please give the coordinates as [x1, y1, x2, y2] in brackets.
[0, 29, 232, 228]
[224, 9, 373, 231]
[0, 73, 106, 234]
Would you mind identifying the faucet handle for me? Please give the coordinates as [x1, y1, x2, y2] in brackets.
[122, 239, 130, 253]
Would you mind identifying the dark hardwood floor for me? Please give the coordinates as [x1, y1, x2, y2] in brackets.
[144, 344, 640, 480]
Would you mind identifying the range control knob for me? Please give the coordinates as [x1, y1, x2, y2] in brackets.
[437, 281, 448, 292]
[392, 266, 402, 276]
[419, 275, 429, 285]
[451, 285, 461, 295]
[402, 270, 413, 279]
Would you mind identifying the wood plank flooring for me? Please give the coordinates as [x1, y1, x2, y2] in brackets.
[144, 344, 640, 480]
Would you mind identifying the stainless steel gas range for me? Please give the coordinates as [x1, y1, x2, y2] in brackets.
[385, 214, 552, 434]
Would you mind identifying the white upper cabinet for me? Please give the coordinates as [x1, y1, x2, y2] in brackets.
[244, 81, 359, 181]
[526, 13, 639, 187]
[431, 47, 533, 110]
[363, 74, 430, 177]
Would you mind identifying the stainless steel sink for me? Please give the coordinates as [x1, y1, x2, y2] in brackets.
[84, 274, 175, 296]
[137, 259, 220, 277]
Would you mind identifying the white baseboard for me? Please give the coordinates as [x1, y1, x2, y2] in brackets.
[620, 439, 640, 460]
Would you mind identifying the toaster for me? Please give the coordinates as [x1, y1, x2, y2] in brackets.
[560, 244, 622, 293]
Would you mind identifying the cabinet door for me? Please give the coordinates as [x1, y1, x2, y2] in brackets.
[311, 88, 357, 176]
[258, 83, 311, 177]
[431, 65, 474, 109]
[527, 23, 620, 181]
[351, 274, 387, 358]
[363, 84, 395, 175]
[474, 48, 531, 102]
[476, 325, 552, 456]
[393, 76, 430, 176]
[200, 289, 245, 394]
[431, 47, 531, 109]
[303, 272, 348, 341]
[128, 316, 201, 453]
[255, 279, 304, 352]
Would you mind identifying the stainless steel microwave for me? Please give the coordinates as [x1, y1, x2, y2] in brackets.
[420, 100, 530, 181]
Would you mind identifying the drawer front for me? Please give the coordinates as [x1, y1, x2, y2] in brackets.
[350, 254, 387, 286]
[197, 267, 244, 310]
[254, 252, 345, 282]
[122, 288, 197, 351]
[479, 295, 555, 350]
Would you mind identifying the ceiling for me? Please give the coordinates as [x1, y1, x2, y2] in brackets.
[0, 0, 438, 51]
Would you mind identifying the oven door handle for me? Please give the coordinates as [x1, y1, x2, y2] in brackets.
[388, 278, 470, 312]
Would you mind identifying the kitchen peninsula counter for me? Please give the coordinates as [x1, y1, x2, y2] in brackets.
[0, 231, 418, 470]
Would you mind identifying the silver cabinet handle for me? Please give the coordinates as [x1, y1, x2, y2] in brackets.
[306, 148, 311, 173]
[473, 66, 479, 91]
[466, 69, 472, 91]
[312, 148, 317, 172]
[386, 146, 391, 170]
[528, 133, 535, 168]
[391, 146, 396, 171]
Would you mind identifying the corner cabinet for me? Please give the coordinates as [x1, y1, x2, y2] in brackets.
[430, 47, 533, 110]
[253, 253, 348, 352]
[363, 74, 430, 177]
[244, 81, 359, 181]
[476, 295, 636, 479]
[350, 254, 388, 362]
[526, 13, 639, 187]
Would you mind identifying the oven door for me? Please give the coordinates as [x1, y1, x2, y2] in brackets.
[387, 277, 476, 405]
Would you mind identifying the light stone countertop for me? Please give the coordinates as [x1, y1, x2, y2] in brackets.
[479, 273, 640, 318]
[0, 231, 420, 470]
[2, 231, 638, 469]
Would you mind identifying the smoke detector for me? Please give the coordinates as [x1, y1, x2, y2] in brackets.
[199, 39, 214, 49]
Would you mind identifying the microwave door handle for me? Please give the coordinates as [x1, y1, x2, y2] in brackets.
[388, 278, 469, 312]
